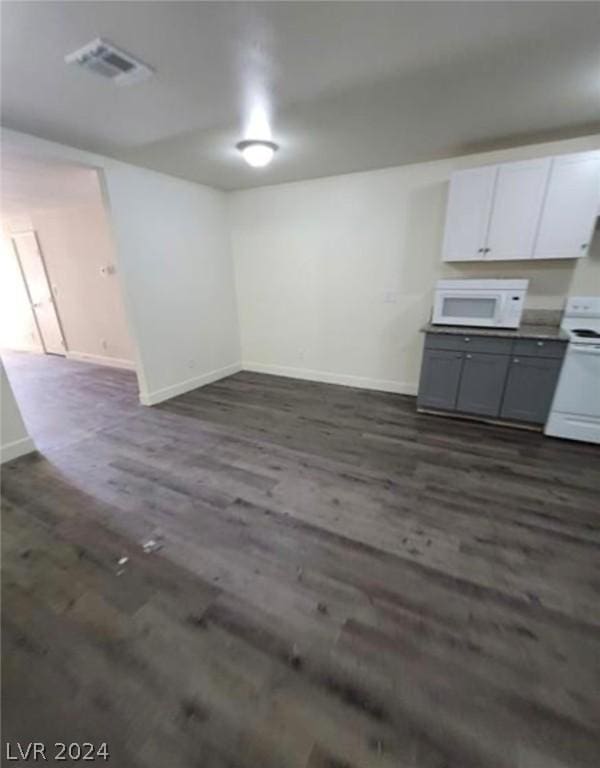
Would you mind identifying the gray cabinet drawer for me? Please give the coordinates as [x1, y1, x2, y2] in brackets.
[501, 356, 563, 423]
[456, 353, 510, 417]
[425, 332, 512, 355]
[512, 339, 567, 358]
[417, 349, 463, 411]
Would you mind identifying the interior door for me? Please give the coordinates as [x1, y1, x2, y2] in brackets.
[533, 152, 600, 260]
[485, 158, 551, 261]
[441, 165, 497, 262]
[12, 231, 66, 355]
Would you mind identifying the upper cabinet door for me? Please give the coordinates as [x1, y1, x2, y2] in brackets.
[441, 166, 497, 262]
[485, 158, 551, 261]
[533, 152, 600, 260]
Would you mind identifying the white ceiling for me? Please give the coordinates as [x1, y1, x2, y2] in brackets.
[2, 1, 599, 190]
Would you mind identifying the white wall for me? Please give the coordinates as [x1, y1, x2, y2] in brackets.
[1, 359, 35, 463]
[104, 165, 241, 404]
[230, 134, 600, 395]
[0, 234, 42, 352]
[35, 197, 135, 366]
[2, 128, 241, 405]
[1, 166, 135, 367]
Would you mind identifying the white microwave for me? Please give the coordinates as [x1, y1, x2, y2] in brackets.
[432, 279, 528, 328]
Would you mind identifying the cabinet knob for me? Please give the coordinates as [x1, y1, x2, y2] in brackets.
[484, 248, 491, 253]
[536, 341, 544, 347]
[477, 248, 485, 253]
[466, 354, 472, 359]
[464, 337, 470, 342]
[581, 243, 588, 250]
[513, 358, 520, 363]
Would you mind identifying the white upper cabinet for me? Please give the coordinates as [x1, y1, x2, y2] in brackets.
[485, 158, 551, 261]
[441, 166, 497, 262]
[441, 150, 600, 262]
[533, 152, 600, 260]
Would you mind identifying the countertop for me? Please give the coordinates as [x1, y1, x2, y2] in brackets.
[421, 323, 569, 341]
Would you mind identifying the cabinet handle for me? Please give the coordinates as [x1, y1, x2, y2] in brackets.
[536, 341, 544, 347]
[466, 354, 472, 359]
[484, 248, 491, 253]
[513, 358, 520, 363]
[477, 248, 485, 253]
[464, 337, 470, 342]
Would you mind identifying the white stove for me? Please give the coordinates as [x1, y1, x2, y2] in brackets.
[545, 296, 600, 444]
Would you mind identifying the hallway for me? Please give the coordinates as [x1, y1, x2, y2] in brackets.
[2, 351, 139, 453]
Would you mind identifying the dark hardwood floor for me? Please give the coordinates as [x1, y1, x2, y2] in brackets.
[2, 350, 599, 767]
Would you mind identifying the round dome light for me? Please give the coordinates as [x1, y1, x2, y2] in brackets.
[236, 140, 279, 168]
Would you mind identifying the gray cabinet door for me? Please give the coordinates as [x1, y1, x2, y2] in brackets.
[417, 349, 463, 411]
[456, 353, 510, 416]
[501, 356, 563, 423]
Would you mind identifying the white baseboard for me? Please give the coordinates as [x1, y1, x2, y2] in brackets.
[242, 361, 417, 396]
[138, 360, 415, 407]
[1, 435, 36, 464]
[140, 362, 242, 406]
[66, 351, 136, 371]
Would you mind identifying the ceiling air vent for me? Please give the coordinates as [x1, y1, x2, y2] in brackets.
[65, 38, 153, 86]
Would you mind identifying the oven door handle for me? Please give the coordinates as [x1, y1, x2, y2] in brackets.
[571, 345, 600, 355]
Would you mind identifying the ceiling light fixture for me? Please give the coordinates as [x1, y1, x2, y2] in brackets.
[236, 139, 279, 168]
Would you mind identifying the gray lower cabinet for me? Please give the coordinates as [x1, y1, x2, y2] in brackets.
[500, 356, 563, 423]
[455, 353, 510, 416]
[417, 349, 463, 410]
[418, 331, 567, 427]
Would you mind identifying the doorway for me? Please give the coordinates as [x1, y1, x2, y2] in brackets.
[12, 230, 67, 356]
[0, 153, 136, 369]
[1, 151, 140, 454]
